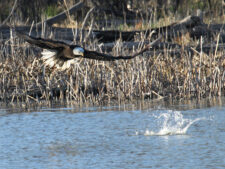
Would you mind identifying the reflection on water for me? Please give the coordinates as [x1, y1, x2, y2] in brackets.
[1, 97, 224, 115]
[0, 98, 224, 169]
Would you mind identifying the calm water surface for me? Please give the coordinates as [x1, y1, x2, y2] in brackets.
[0, 98, 225, 169]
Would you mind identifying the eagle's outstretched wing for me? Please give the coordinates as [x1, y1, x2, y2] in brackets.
[16, 30, 69, 50]
[83, 36, 162, 61]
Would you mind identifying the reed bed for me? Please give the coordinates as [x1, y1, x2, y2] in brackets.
[0, 30, 224, 104]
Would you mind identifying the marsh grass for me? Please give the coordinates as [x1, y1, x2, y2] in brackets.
[0, 26, 224, 104]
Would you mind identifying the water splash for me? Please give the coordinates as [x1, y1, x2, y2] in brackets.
[143, 110, 206, 136]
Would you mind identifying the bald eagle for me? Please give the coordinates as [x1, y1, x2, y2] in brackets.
[16, 31, 161, 70]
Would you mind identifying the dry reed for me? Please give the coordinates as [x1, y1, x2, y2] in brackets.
[0, 28, 224, 105]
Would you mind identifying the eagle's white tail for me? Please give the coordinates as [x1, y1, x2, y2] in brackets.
[41, 49, 57, 68]
[41, 49, 56, 60]
[41, 49, 76, 70]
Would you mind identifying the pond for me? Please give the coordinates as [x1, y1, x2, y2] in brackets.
[0, 98, 224, 169]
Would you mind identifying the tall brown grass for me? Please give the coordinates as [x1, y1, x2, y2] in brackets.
[0, 29, 224, 104]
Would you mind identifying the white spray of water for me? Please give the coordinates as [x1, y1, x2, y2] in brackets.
[142, 110, 206, 136]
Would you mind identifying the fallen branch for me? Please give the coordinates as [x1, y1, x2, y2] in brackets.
[36, 1, 84, 27]
[99, 41, 182, 52]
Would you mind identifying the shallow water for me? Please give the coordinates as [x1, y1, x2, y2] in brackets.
[0, 98, 225, 169]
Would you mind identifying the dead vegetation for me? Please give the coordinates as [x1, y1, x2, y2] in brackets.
[0, 1, 224, 104]
[0, 29, 224, 104]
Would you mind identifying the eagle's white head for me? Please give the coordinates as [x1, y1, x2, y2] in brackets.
[73, 47, 84, 56]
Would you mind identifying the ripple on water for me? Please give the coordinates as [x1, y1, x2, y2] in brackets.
[0, 102, 224, 169]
